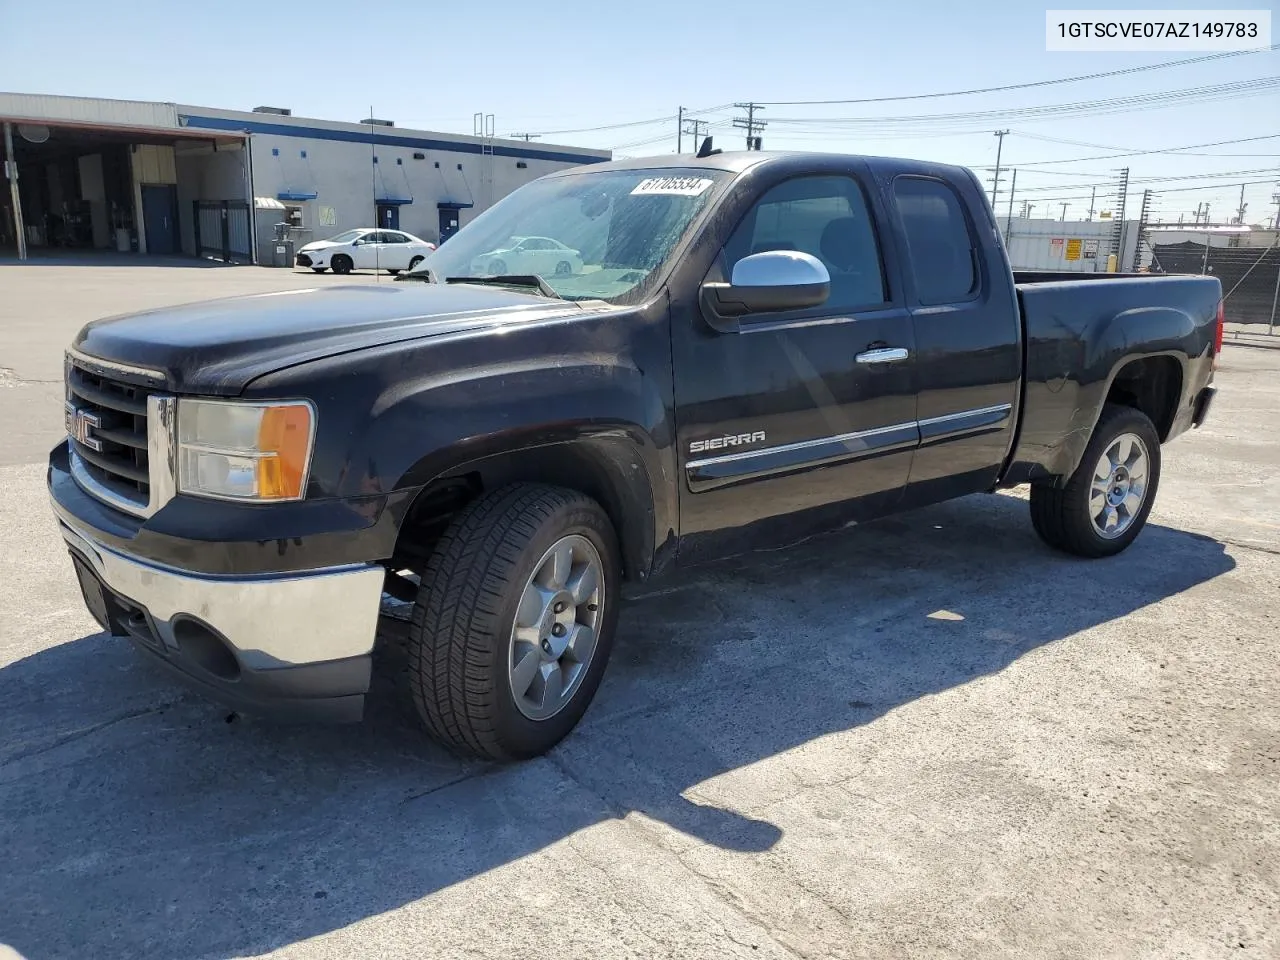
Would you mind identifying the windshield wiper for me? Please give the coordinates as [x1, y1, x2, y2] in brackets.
[395, 267, 437, 282]
[445, 275, 563, 300]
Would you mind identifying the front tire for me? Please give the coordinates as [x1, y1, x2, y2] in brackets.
[408, 483, 622, 761]
[1030, 403, 1162, 558]
[331, 254, 353, 275]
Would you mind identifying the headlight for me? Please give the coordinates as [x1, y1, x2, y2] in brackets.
[177, 399, 315, 502]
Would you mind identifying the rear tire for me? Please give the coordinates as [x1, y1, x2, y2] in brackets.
[408, 256, 425, 270]
[408, 483, 621, 761]
[331, 254, 353, 275]
[1030, 403, 1162, 558]
[490, 258, 507, 275]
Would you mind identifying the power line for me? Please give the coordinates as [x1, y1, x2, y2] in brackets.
[1004, 132, 1280, 166]
[529, 103, 734, 138]
[763, 77, 1280, 129]
[753, 46, 1278, 106]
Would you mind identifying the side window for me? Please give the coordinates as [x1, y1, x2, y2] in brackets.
[893, 178, 978, 304]
[724, 175, 886, 311]
[386, 232, 409, 244]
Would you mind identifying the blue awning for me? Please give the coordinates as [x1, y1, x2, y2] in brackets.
[277, 190, 318, 201]
[375, 196, 414, 206]
[437, 200, 474, 209]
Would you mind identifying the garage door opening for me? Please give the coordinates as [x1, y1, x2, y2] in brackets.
[1, 119, 247, 260]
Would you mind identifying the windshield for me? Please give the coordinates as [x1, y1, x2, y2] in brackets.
[406, 168, 728, 302]
[324, 229, 366, 243]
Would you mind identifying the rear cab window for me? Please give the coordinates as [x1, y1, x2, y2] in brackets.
[892, 177, 979, 305]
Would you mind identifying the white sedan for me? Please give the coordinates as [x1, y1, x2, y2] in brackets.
[296, 228, 436, 275]
[470, 236, 584, 277]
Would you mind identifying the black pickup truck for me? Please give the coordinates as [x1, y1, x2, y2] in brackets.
[50, 151, 1221, 760]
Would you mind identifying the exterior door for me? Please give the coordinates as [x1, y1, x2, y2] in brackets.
[439, 208, 461, 243]
[672, 169, 919, 560]
[141, 184, 177, 255]
[377, 204, 400, 230]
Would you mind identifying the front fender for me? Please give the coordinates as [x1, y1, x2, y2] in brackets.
[242, 303, 679, 574]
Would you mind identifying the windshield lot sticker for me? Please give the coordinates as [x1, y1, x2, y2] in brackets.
[630, 177, 715, 197]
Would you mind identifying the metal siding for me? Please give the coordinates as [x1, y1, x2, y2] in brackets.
[244, 130, 601, 245]
[0, 92, 178, 129]
[177, 109, 610, 166]
[1001, 218, 1126, 272]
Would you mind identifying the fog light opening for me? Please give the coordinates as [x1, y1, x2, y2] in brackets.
[172, 618, 241, 681]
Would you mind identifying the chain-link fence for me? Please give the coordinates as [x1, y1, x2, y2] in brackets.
[1151, 240, 1280, 334]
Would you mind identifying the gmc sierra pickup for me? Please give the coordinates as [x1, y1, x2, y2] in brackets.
[49, 151, 1221, 760]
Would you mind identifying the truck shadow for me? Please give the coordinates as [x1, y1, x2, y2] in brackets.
[0, 493, 1235, 959]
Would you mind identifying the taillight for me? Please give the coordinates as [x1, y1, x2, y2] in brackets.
[1214, 301, 1225, 356]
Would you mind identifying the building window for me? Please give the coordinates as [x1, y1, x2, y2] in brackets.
[517, 161, 528, 169]
[414, 152, 426, 160]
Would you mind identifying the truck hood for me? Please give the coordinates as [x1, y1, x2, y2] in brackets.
[72, 283, 587, 395]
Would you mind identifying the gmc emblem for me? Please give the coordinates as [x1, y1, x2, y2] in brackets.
[66, 403, 103, 452]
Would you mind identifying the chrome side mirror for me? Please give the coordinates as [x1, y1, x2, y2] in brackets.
[700, 250, 831, 328]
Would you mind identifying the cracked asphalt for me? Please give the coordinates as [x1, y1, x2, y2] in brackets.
[1, 260, 1278, 959]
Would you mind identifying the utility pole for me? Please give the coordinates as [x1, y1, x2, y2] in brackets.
[1236, 183, 1247, 225]
[1027, 203, 1037, 219]
[677, 106, 684, 153]
[3, 122, 26, 261]
[682, 116, 708, 151]
[990, 130, 1010, 208]
[1087, 186, 1097, 222]
[733, 103, 766, 150]
[1004, 168, 1017, 247]
[1060, 202, 1069, 221]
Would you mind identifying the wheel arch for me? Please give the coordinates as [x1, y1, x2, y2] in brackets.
[393, 433, 666, 584]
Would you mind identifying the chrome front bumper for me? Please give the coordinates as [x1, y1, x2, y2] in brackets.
[59, 518, 386, 720]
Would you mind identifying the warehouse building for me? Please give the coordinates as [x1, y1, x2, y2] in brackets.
[1, 92, 610, 264]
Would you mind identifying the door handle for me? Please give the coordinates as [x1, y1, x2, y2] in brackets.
[855, 347, 910, 364]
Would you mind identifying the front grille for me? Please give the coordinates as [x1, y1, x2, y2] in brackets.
[66, 363, 154, 511]
[296, 253, 313, 267]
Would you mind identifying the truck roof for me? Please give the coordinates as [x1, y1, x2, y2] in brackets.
[545, 150, 978, 183]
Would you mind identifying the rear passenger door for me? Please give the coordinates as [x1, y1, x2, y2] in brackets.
[382, 231, 413, 269]
[889, 174, 1021, 501]
[672, 167, 919, 559]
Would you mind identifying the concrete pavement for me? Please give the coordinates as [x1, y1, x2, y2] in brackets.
[1, 263, 1277, 959]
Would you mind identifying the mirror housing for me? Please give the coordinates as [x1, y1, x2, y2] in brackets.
[700, 250, 830, 331]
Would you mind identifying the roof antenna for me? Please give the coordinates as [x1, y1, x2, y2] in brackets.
[696, 136, 721, 158]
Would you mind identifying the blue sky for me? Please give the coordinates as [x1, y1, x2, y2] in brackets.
[2, 0, 1277, 224]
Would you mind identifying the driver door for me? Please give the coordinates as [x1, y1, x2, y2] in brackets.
[672, 167, 919, 560]
[353, 232, 384, 270]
